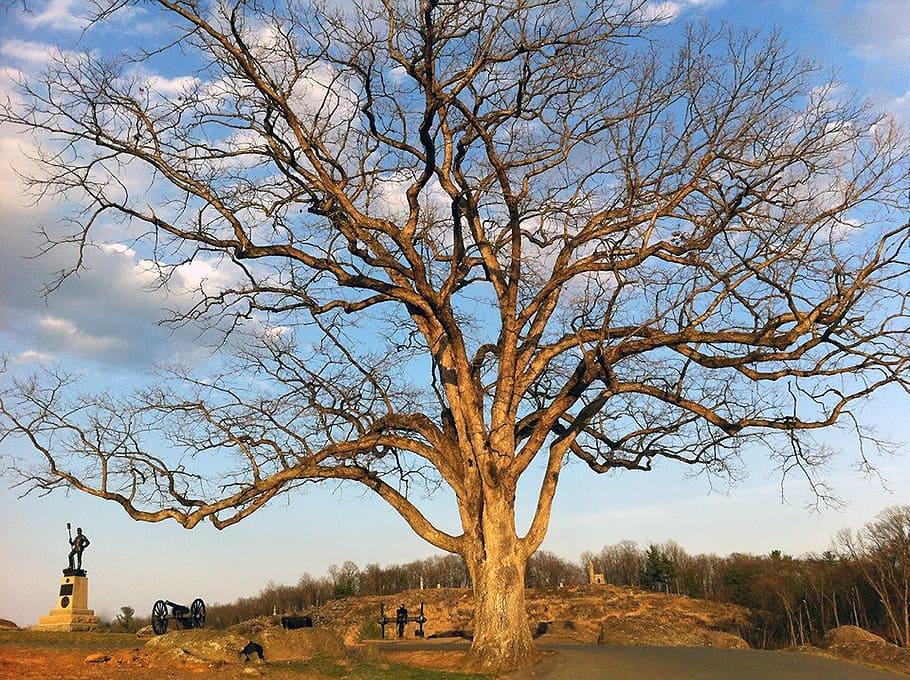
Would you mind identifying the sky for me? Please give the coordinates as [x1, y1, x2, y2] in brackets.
[1, 0, 909, 628]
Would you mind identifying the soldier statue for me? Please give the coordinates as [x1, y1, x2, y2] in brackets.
[396, 603, 408, 638]
[67, 525, 90, 572]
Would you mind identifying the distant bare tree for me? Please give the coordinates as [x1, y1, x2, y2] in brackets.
[1, 0, 909, 669]
[837, 506, 910, 647]
[526, 550, 584, 588]
[585, 541, 646, 587]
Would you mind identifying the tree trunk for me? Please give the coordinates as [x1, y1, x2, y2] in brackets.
[462, 494, 541, 672]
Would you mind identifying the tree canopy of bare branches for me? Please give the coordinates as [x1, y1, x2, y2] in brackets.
[1, 0, 909, 669]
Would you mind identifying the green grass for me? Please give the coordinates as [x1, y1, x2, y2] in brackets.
[0, 630, 143, 650]
[357, 618, 384, 641]
[274, 655, 490, 680]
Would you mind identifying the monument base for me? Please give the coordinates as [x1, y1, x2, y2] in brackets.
[34, 608, 100, 632]
[32, 573, 100, 632]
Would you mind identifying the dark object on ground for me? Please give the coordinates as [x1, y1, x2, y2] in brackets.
[378, 602, 427, 639]
[151, 598, 206, 635]
[0, 619, 18, 630]
[239, 640, 264, 662]
[280, 615, 313, 630]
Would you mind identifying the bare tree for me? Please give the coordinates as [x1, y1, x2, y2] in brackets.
[837, 506, 910, 647]
[1, 0, 909, 669]
[526, 550, 584, 588]
[585, 540, 646, 587]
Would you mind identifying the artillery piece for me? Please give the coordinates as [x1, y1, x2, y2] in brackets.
[150, 598, 206, 635]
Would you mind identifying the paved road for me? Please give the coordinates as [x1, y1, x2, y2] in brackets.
[501, 644, 905, 679]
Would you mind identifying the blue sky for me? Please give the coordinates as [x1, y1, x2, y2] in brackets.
[1, 0, 909, 627]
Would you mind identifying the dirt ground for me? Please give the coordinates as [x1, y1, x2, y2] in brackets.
[0, 644, 315, 679]
[0, 631, 478, 680]
[3, 638, 909, 680]
[4, 596, 910, 680]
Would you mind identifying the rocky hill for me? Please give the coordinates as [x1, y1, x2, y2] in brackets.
[130, 588, 909, 676]
[302, 584, 753, 648]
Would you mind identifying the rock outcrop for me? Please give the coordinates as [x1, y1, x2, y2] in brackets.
[141, 625, 345, 664]
[818, 625, 910, 674]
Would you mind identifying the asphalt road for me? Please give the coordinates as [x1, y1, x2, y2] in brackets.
[501, 644, 905, 679]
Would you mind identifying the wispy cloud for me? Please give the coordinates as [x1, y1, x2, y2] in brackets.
[889, 88, 910, 124]
[11, 350, 53, 364]
[837, 0, 910, 62]
[36, 316, 126, 356]
[19, 0, 89, 31]
[641, 2, 682, 22]
[0, 39, 61, 65]
[640, 0, 723, 23]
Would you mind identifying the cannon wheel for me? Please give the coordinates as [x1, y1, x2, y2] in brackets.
[190, 598, 206, 629]
[151, 599, 168, 635]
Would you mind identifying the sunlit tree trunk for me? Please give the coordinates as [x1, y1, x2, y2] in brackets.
[462, 492, 539, 671]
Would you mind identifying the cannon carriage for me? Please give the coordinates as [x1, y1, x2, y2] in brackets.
[150, 598, 206, 635]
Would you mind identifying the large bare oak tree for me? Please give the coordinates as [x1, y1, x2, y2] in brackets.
[2, 0, 909, 669]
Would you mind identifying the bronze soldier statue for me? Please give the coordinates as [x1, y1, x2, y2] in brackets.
[67, 524, 90, 572]
[396, 603, 408, 638]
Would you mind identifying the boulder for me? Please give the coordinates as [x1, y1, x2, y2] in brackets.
[135, 625, 155, 638]
[228, 616, 279, 637]
[818, 625, 910, 676]
[141, 629, 251, 663]
[597, 616, 749, 649]
[257, 627, 345, 661]
[821, 625, 888, 648]
[140, 625, 346, 664]
[84, 653, 111, 663]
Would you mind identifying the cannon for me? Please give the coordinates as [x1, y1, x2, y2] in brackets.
[150, 598, 206, 635]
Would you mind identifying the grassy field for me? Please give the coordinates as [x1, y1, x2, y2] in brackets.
[272, 655, 490, 679]
[0, 630, 142, 650]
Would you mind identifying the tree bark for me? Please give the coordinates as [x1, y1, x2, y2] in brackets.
[462, 493, 541, 672]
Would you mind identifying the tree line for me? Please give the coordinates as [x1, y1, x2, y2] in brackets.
[187, 506, 910, 649]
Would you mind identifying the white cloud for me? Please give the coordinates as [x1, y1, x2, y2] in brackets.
[12, 350, 53, 364]
[0, 208, 221, 369]
[888, 89, 910, 125]
[19, 0, 89, 31]
[0, 135, 39, 211]
[0, 39, 61, 65]
[142, 74, 200, 97]
[37, 315, 125, 356]
[169, 257, 235, 296]
[640, 2, 681, 23]
[639, 0, 721, 23]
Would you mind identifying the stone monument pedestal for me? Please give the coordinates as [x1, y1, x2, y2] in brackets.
[33, 570, 100, 632]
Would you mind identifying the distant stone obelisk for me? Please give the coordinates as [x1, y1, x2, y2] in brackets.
[33, 523, 100, 632]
